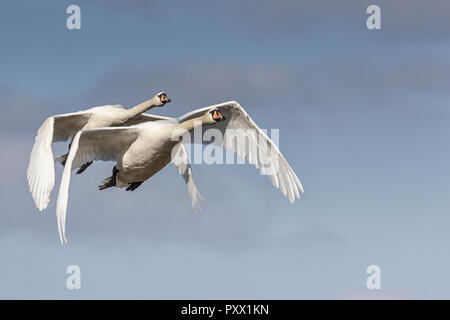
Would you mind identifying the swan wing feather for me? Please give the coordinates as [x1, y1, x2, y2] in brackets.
[27, 112, 91, 211]
[56, 126, 140, 244]
[172, 144, 205, 212]
[177, 101, 303, 203]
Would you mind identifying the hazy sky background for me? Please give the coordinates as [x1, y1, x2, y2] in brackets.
[1, 0, 450, 299]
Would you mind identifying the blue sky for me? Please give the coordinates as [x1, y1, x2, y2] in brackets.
[1, 0, 450, 298]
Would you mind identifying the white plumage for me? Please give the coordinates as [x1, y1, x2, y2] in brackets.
[54, 101, 303, 244]
[27, 93, 171, 211]
[177, 101, 304, 203]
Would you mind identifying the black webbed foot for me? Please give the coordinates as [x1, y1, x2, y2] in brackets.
[98, 166, 119, 190]
[76, 161, 93, 175]
[126, 181, 143, 192]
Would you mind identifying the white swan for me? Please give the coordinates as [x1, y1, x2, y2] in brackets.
[27, 92, 171, 211]
[56, 101, 303, 244]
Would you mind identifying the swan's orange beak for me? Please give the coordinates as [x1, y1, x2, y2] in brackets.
[212, 110, 225, 121]
[160, 95, 171, 103]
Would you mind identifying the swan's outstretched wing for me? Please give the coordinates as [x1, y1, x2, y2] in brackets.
[123, 113, 175, 126]
[172, 144, 205, 212]
[178, 101, 303, 203]
[56, 126, 141, 244]
[27, 112, 92, 211]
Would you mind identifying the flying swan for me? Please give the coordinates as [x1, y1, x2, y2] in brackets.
[27, 92, 172, 211]
[56, 101, 304, 244]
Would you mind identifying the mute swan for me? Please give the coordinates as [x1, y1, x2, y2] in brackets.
[56, 101, 303, 244]
[27, 92, 171, 211]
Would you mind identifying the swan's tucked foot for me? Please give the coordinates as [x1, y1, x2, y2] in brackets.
[76, 161, 93, 175]
[99, 178, 114, 190]
[55, 153, 68, 166]
[98, 166, 119, 190]
[126, 181, 143, 192]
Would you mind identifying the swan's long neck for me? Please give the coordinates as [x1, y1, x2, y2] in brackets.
[172, 114, 215, 143]
[176, 116, 209, 132]
[124, 97, 159, 120]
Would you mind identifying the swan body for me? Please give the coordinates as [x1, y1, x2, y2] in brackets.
[27, 92, 171, 211]
[115, 121, 180, 186]
[56, 101, 303, 244]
